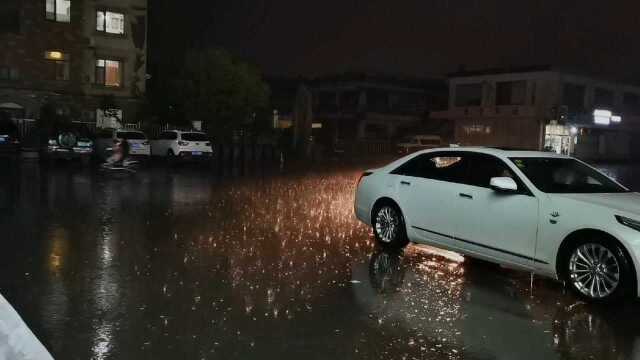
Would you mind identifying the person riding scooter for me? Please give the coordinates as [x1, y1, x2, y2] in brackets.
[106, 138, 130, 166]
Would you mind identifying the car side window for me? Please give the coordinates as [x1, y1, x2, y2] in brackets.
[468, 154, 528, 193]
[169, 132, 177, 140]
[392, 153, 469, 183]
[392, 154, 432, 177]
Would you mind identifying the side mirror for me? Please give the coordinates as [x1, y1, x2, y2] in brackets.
[490, 177, 518, 193]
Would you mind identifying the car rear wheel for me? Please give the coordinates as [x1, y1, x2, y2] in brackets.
[372, 204, 409, 249]
[563, 238, 634, 302]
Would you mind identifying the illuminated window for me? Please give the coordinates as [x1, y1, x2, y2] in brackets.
[96, 10, 124, 35]
[44, 51, 69, 81]
[45, 0, 71, 23]
[95, 59, 121, 87]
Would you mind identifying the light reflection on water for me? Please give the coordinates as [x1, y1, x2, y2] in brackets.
[1, 163, 640, 359]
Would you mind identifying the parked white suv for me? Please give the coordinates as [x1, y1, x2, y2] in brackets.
[151, 130, 213, 160]
[95, 129, 151, 160]
[355, 147, 640, 302]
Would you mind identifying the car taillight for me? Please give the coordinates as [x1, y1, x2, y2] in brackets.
[357, 171, 373, 186]
[178, 141, 189, 146]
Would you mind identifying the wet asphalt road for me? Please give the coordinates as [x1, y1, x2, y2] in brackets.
[2, 159, 640, 359]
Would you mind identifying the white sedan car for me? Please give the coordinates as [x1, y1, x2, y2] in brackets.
[151, 130, 213, 160]
[355, 147, 640, 302]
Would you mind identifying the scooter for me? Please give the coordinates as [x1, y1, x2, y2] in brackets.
[100, 147, 139, 173]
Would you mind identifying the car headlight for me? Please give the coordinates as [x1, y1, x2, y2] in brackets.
[48, 139, 57, 146]
[616, 215, 640, 232]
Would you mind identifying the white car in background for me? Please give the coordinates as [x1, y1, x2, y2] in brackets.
[396, 135, 442, 154]
[355, 147, 640, 302]
[95, 129, 150, 160]
[151, 130, 213, 160]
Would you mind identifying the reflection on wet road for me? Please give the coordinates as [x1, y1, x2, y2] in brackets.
[1, 160, 640, 359]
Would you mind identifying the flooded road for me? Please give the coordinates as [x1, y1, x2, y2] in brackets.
[1, 159, 640, 359]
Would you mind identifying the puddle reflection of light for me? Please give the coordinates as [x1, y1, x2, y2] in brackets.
[91, 323, 113, 360]
[411, 244, 465, 263]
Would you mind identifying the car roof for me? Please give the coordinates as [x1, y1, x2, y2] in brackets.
[418, 146, 570, 159]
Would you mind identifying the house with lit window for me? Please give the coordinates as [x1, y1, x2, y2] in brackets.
[431, 65, 640, 160]
[0, 0, 147, 135]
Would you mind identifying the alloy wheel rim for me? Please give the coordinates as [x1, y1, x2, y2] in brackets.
[568, 243, 620, 299]
[375, 207, 399, 243]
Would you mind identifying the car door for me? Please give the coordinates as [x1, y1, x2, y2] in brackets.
[454, 153, 540, 267]
[393, 152, 470, 249]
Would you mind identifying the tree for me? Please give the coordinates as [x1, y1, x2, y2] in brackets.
[174, 48, 270, 136]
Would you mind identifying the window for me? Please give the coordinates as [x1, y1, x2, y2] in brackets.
[510, 157, 628, 194]
[623, 92, 640, 115]
[392, 153, 468, 183]
[467, 154, 529, 194]
[0, 1, 20, 33]
[95, 59, 122, 87]
[45, 0, 71, 23]
[44, 51, 70, 81]
[495, 81, 526, 106]
[96, 10, 124, 35]
[594, 88, 614, 109]
[562, 83, 586, 112]
[116, 131, 146, 140]
[181, 133, 208, 141]
[0, 67, 19, 81]
[160, 132, 177, 140]
[455, 83, 482, 107]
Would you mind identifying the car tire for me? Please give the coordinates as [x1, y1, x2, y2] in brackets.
[372, 203, 409, 250]
[561, 236, 635, 303]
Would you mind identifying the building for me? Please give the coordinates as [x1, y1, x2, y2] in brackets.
[432, 66, 640, 159]
[0, 0, 147, 131]
[270, 75, 447, 150]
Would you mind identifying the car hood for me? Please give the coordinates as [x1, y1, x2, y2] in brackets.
[555, 192, 640, 217]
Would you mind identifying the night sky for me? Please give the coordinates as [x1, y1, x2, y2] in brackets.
[150, 0, 640, 81]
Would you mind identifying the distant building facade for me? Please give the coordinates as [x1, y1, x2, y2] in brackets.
[432, 66, 640, 159]
[270, 75, 447, 150]
[0, 0, 147, 127]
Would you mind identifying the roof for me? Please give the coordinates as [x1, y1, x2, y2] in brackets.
[447, 65, 554, 78]
[422, 146, 569, 158]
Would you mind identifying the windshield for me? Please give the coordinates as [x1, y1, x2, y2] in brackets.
[182, 133, 208, 141]
[116, 131, 146, 140]
[510, 157, 628, 194]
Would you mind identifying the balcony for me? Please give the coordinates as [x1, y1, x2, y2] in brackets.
[431, 105, 538, 120]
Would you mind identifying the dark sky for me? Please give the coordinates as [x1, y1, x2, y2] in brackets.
[151, 0, 640, 81]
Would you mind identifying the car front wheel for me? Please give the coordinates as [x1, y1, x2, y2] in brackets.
[372, 204, 409, 249]
[564, 239, 634, 302]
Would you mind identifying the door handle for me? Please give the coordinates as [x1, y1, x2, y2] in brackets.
[459, 193, 473, 199]
[400, 181, 411, 186]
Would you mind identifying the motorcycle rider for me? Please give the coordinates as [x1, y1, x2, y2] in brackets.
[106, 137, 130, 166]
